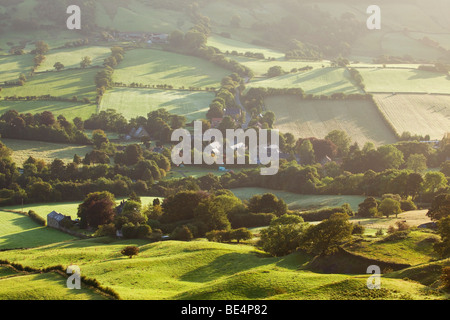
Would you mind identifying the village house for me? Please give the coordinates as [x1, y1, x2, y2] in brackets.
[47, 211, 73, 230]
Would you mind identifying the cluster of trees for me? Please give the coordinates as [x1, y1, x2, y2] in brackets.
[94, 47, 125, 103]
[426, 193, 450, 258]
[348, 68, 365, 90]
[113, 82, 217, 92]
[357, 194, 416, 218]
[167, 18, 253, 78]
[0, 110, 91, 144]
[259, 212, 354, 257]
[84, 108, 185, 144]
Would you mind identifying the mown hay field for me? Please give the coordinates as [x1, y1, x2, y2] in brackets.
[265, 95, 398, 146]
[372, 93, 450, 139]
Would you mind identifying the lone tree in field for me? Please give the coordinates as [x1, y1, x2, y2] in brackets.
[53, 62, 65, 71]
[121, 246, 139, 259]
[80, 56, 92, 68]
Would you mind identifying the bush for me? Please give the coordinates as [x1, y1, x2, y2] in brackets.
[441, 267, 450, 289]
[375, 228, 384, 237]
[171, 225, 193, 241]
[382, 230, 410, 242]
[120, 246, 139, 259]
[27, 210, 46, 226]
[352, 223, 365, 235]
[400, 199, 417, 212]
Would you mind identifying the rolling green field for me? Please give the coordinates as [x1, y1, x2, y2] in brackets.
[358, 68, 450, 94]
[36, 46, 111, 72]
[0, 238, 445, 300]
[230, 187, 366, 211]
[100, 88, 214, 121]
[264, 95, 398, 146]
[1, 138, 93, 165]
[113, 49, 229, 88]
[245, 68, 363, 95]
[0, 54, 34, 82]
[372, 93, 450, 139]
[0, 100, 96, 121]
[0, 68, 98, 100]
[0, 210, 75, 250]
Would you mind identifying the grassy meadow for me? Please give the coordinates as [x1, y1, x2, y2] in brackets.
[0, 271, 108, 300]
[246, 68, 363, 95]
[0, 210, 75, 250]
[36, 46, 112, 72]
[0, 54, 34, 83]
[100, 88, 214, 121]
[358, 68, 450, 94]
[230, 187, 366, 211]
[1, 138, 93, 165]
[264, 95, 398, 146]
[0, 238, 445, 300]
[0, 100, 96, 121]
[113, 49, 229, 88]
[1, 68, 98, 100]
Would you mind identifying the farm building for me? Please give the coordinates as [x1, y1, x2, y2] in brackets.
[47, 211, 72, 230]
[127, 126, 150, 140]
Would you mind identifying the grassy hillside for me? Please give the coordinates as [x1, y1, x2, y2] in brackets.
[0, 210, 75, 250]
[264, 95, 398, 146]
[0, 239, 445, 300]
[100, 88, 214, 121]
[372, 93, 450, 139]
[344, 230, 440, 265]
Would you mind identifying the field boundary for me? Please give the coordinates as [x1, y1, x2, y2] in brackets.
[0, 260, 120, 300]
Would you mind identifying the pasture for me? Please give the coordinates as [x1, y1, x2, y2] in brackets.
[36, 46, 111, 72]
[113, 49, 229, 89]
[100, 88, 214, 121]
[264, 95, 398, 146]
[372, 93, 450, 140]
[0, 68, 98, 100]
[230, 187, 366, 211]
[0, 100, 96, 121]
[0, 238, 443, 300]
[0, 272, 107, 300]
[0, 54, 34, 83]
[1, 138, 93, 165]
[358, 68, 450, 94]
[245, 68, 363, 95]
[0, 210, 75, 250]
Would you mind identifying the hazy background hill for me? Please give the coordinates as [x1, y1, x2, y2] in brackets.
[2, 0, 450, 62]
